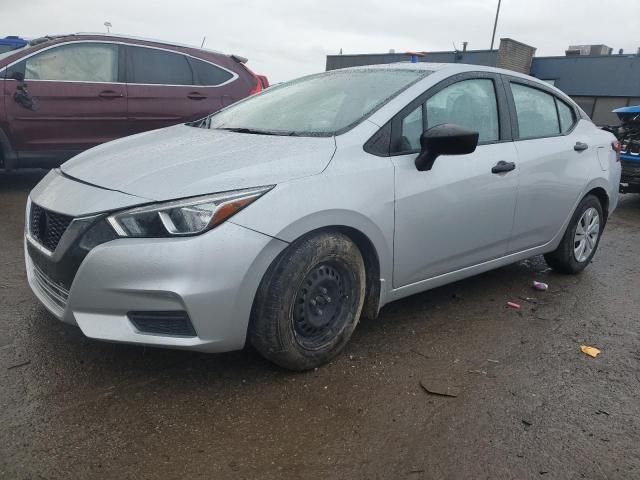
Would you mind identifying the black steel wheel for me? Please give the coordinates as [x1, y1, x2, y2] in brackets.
[293, 262, 352, 350]
[249, 231, 366, 371]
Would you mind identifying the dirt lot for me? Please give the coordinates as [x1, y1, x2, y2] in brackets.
[1, 170, 639, 479]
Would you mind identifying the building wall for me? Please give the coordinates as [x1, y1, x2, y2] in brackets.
[530, 55, 640, 97]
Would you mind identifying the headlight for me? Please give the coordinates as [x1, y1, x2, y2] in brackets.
[107, 186, 273, 237]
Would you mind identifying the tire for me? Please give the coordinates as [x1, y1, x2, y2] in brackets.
[544, 194, 604, 274]
[249, 231, 366, 371]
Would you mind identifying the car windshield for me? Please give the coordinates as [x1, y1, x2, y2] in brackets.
[207, 68, 430, 136]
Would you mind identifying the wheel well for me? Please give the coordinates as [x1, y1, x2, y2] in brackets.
[586, 187, 609, 224]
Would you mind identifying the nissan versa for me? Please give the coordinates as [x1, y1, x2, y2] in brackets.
[24, 63, 621, 370]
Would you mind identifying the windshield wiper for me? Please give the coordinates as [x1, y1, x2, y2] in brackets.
[217, 127, 276, 135]
[217, 127, 299, 136]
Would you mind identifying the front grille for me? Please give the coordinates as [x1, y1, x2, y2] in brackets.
[30, 203, 73, 252]
[31, 262, 69, 313]
[128, 311, 197, 337]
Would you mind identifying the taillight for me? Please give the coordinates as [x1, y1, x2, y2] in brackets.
[612, 141, 621, 162]
[248, 79, 262, 96]
[257, 75, 269, 89]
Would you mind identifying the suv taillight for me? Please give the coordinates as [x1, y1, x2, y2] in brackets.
[249, 80, 262, 95]
[257, 75, 269, 89]
[612, 141, 621, 162]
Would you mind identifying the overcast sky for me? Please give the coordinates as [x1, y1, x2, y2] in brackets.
[2, 0, 639, 82]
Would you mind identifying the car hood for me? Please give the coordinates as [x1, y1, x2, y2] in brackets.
[60, 124, 336, 201]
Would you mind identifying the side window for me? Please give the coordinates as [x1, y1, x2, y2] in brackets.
[190, 58, 233, 86]
[426, 79, 499, 143]
[24, 43, 118, 82]
[556, 99, 576, 133]
[396, 78, 500, 153]
[127, 46, 192, 85]
[511, 83, 560, 138]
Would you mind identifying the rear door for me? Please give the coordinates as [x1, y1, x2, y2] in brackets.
[3, 41, 127, 164]
[392, 73, 519, 287]
[125, 45, 233, 134]
[503, 78, 596, 253]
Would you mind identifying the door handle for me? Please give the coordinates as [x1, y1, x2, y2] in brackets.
[187, 92, 207, 100]
[574, 142, 589, 151]
[491, 161, 516, 174]
[99, 90, 124, 99]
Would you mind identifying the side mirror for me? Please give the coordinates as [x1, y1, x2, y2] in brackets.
[415, 123, 479, 171]
[9, 71, 25, 82]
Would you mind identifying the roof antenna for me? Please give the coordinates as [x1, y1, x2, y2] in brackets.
[201, 36, 206, 48]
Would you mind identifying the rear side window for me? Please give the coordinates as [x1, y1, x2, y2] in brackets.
[557, 99, 576, 133]
[23, 43, 118, 82]
[190, 58, 233, 86]
[127, 46, 192, 85]
[511, 83, 560, 138]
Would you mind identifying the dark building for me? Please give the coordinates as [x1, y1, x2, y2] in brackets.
[326, 38, 640, 126]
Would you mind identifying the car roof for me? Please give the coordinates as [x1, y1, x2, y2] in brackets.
[73, 32, 226, 55]
[340, 61, 534, 79]
[24, 33, 226, 56]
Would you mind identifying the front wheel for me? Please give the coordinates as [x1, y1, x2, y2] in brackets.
[249, 231, 366, 371]
[544, 194, 604, 274]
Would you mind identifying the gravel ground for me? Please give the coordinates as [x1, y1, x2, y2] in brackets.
[1, 170, 639, 479]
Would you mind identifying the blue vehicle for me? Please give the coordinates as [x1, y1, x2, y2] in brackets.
[0, 36, 28, 54]
[609, 106, 640, 193]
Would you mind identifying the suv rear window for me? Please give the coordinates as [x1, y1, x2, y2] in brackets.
[127, 46, 192, 85]
[190, 58, 233, 86]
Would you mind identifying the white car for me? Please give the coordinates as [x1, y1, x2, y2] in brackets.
[25, 63, 621, 370]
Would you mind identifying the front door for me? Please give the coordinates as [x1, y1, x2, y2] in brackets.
[3, 41, 128, 165]
[392, 76, 519, 287]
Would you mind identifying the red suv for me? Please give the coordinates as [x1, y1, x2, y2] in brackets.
[0, 33, 269, 170]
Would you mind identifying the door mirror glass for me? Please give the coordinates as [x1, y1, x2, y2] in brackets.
[415, 123, 479, 171]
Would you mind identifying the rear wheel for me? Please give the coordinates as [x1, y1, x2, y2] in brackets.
[544, 194, 604, 274]
[249, 231, 366, 371]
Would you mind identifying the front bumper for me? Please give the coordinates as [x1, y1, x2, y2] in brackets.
[26, 221, 288, 353]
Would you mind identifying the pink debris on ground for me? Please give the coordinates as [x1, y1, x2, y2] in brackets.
[507, 301, 521, 309]
[532, 281, 549, 291]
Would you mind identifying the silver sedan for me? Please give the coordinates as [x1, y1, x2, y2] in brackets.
[25, 63, 621, 370]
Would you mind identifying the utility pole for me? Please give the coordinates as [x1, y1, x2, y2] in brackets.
[490, 0, 502, 50]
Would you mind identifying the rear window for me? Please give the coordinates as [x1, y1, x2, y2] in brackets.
[511, 83, 560, 138]
[127, 46, 192, 85]
[190, 57, 233, 86]
[207, 69, 430, 136]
